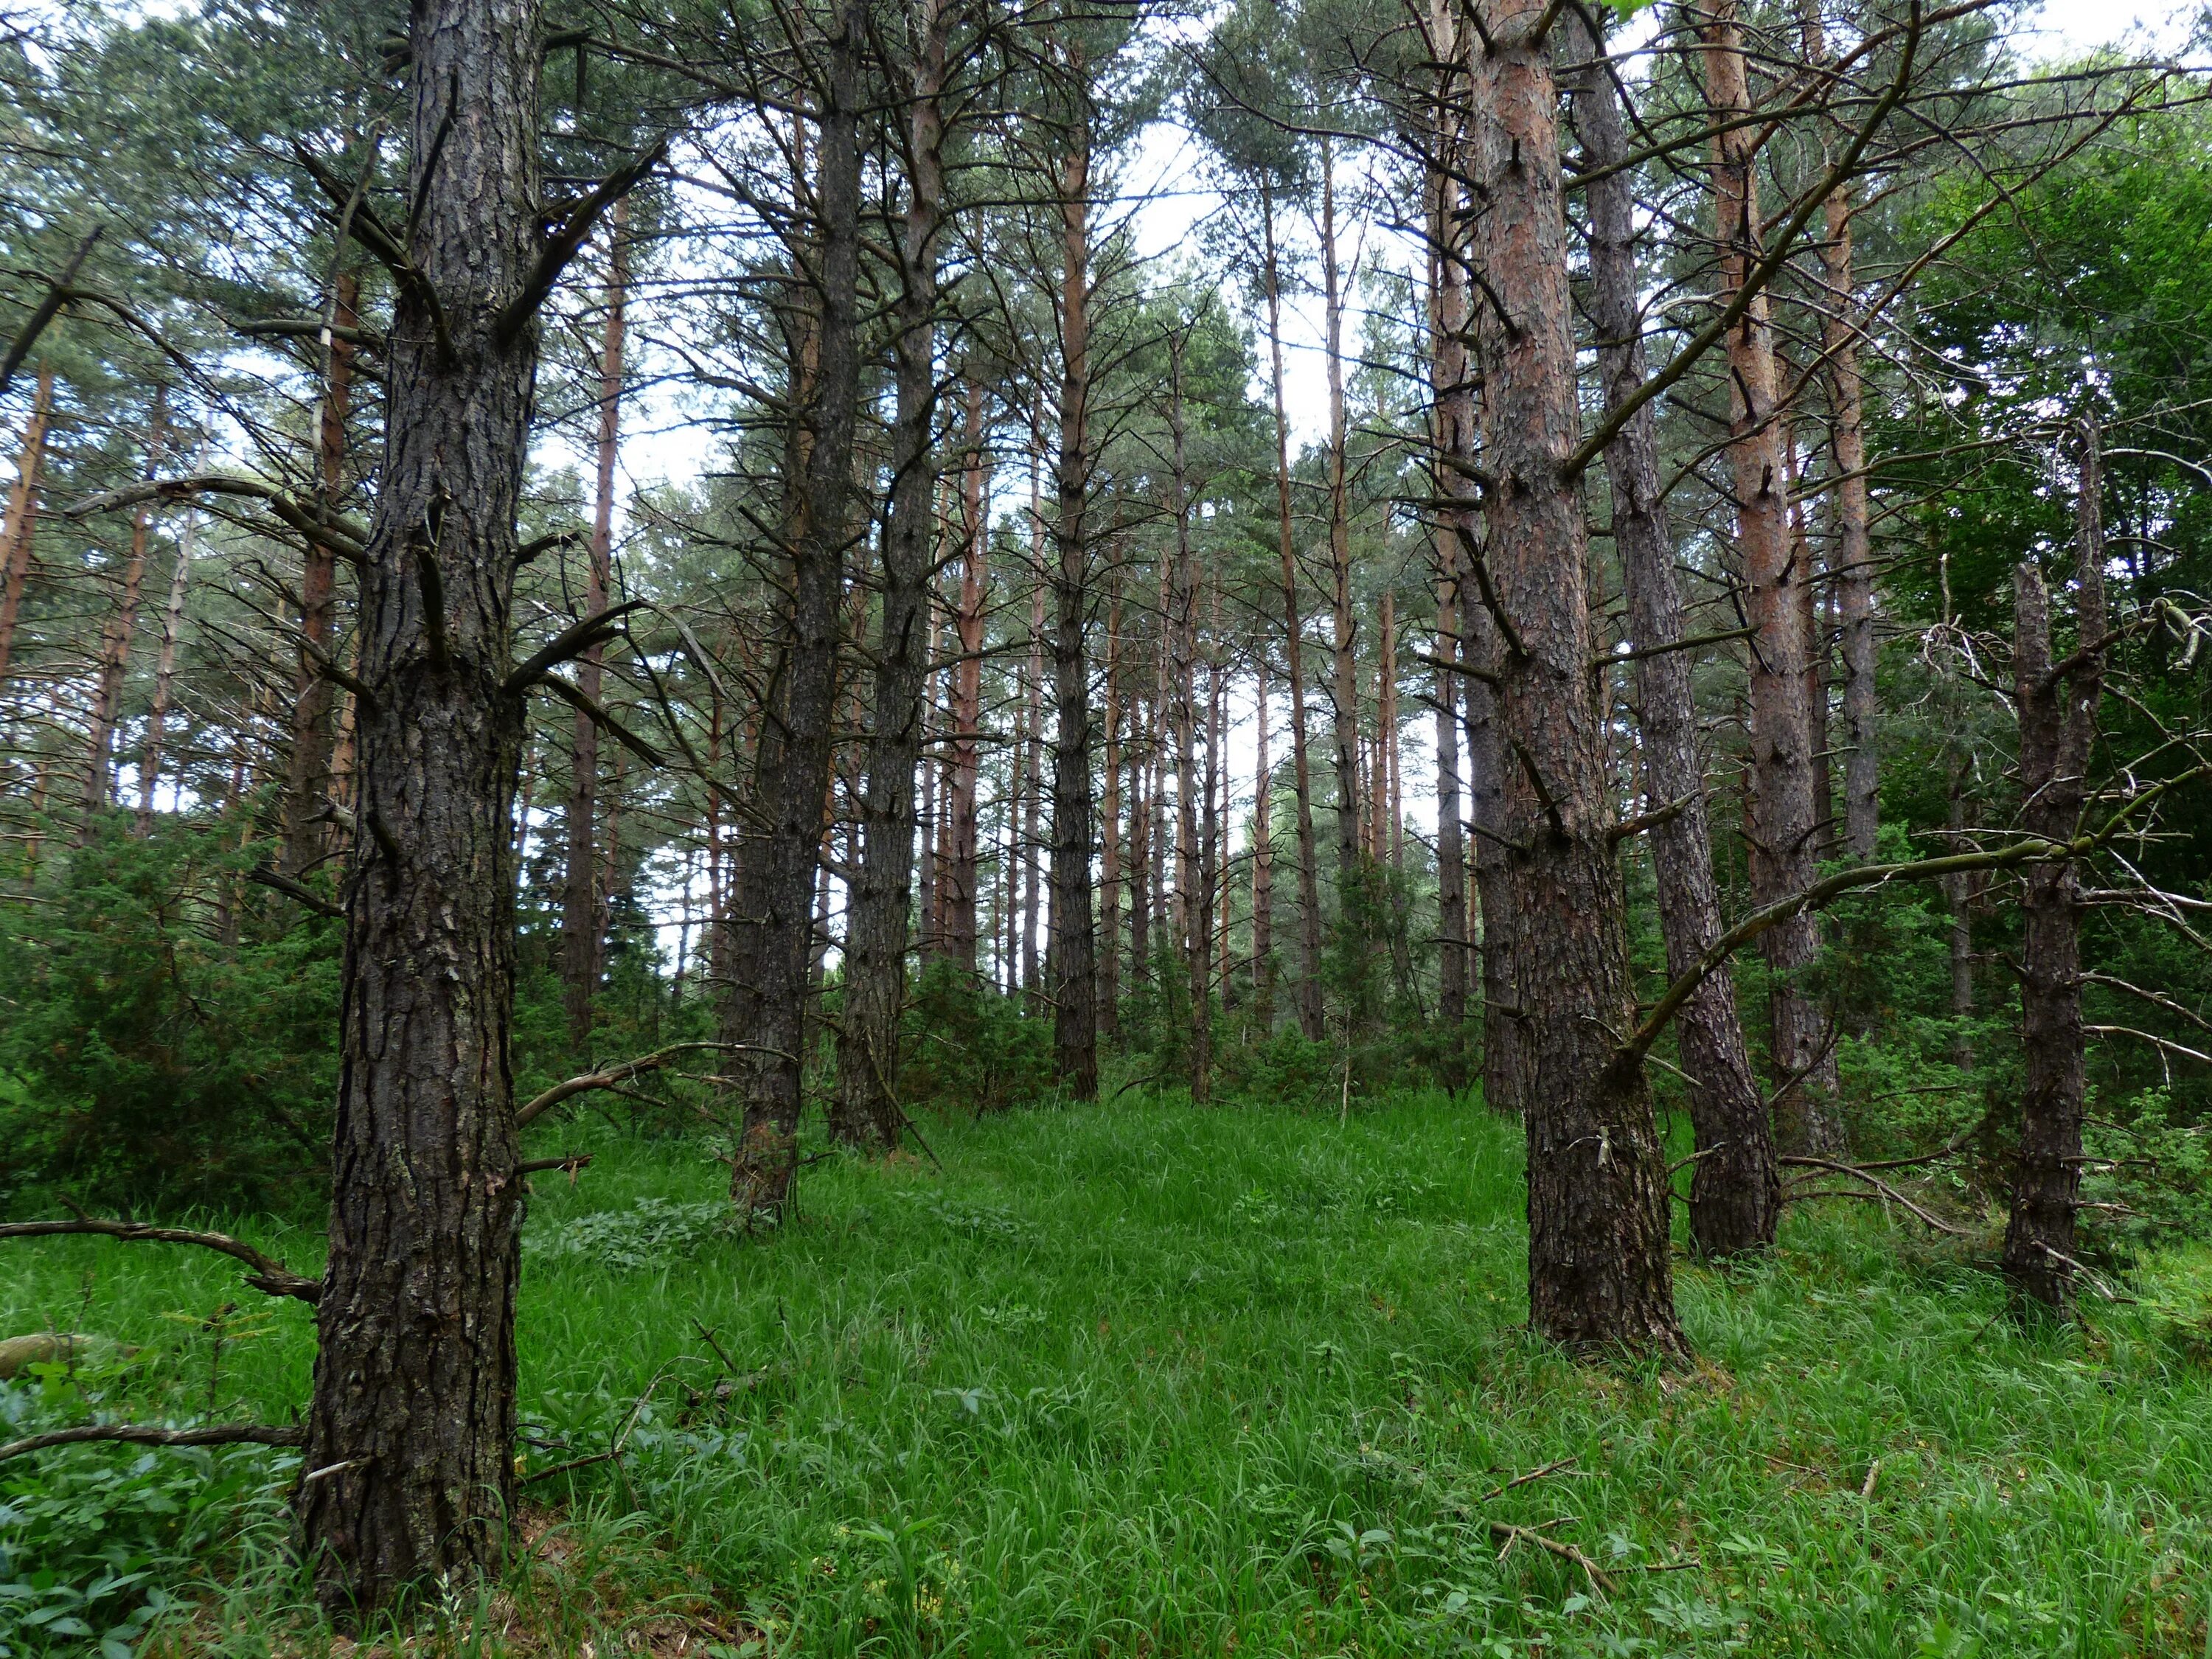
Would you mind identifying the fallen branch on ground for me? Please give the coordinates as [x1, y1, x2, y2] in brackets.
[0, 1215, 321, 1301]
[0, 1422, 304, 1464]
[1778, 1159, 1969, 1236]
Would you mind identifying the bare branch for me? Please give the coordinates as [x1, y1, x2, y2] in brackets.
[0, 1217, 321, 1302]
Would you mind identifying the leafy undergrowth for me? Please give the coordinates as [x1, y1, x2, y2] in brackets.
[5, 1093, 2212, 1656]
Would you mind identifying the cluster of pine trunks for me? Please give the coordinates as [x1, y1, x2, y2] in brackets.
[0, 0, 2132, 1627]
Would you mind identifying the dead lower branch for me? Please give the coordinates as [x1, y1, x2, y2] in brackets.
[0, 1215, 323, 1302]
[0, 1422, 305, 1464]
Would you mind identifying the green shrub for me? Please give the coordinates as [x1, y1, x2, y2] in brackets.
[0, 818, 339, 1216]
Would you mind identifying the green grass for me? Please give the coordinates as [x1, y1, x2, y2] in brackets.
[6, 1093, 2212, 1656]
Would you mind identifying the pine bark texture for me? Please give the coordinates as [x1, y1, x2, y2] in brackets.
[1695, 0, 1840, 1154]
[136, 498, 197, 833]
[1576, 19, 1776, 1256]
[1048, 96, 1099, 1099]
[2002, 422, 2106, 1315]
[1468, 0, 1683, 1355]
[724, 0, 866, 1211]
[1261, 188, 1327, 1041]
[80, 396, 164, 832]
[297, 0, 545, 1613]
[0, 363, 54, 687]
[562, 223, 625, 1047]
[282, 271, 360, 874]
[835, 0, 948, 1148]
[947, 375, 987, 970]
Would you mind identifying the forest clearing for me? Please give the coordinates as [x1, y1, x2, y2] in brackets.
[1, 0, 2211, 1650]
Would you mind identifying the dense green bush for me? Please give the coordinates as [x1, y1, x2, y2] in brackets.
[0, 819, 339, 1216]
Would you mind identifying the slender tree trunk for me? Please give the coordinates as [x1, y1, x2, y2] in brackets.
[1252, 653, 1275, 1027]
[1576, 18, 1776, 1254]
[1100, 575, 1123, 1037]
[1801, 0, 1881, 860]
[1945, 749, 1975, 1069]
[919, 587, 942, 958]
[1787, 434, 1832, 854]
[0, 363, 55, 688]
[1470, 0, 1683, 1356]
[1194, 574, 1220, 1096]
[835, 0, 947, 1147]
[1320, 144, 1364, 936]
[1020, 542, 1044, 1002]
[1128, 686, 1152, 994]
[1167, 335, 1206, 1090]
[1379, 591, 1399, 868]
[2003, 419, 2107, 1316]
[80, 391, 167, 835]
[298, 0, 549, 1614]
[137, 495, 198, 835]
[1048, 87, 1098, 1099]
[1694, 0, 1838, 1154]
[1462, 569, 1524, 1118]
[1426, 86, 1473, 1077]
[724, 0, 866, 1214]
[1261, 187, 1327, 1040]
[947, 373, 987, 970]
[281, 271, 360, 874]
[560, 215, 626, 1048]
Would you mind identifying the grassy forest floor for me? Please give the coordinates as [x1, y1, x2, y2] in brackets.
[6, 1093, 2212, 1657]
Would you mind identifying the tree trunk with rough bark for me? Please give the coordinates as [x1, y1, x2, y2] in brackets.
[80, 392, 166, 833]
[946, 375, 987, 971]
[1694, 0, 1839, 1154]
[1575, 13, 1776, 1256]
[1261, 187, 1326, 1040]
[297, 0, 553, 1615]
[1320, 144, 1365, 947]
[1020, 534, 1044, 1002]
[1469, 0, 1683, 1356]
[136, 496, 197, 834]
[1600, 165, 1749, 1170]
[0, 363, 54, 688]
[835, 0, 948, 1149]
[1101, 576, 1123, 1036]
[2002, 420, 2107, 1317]
[282, 271, 360, 874]
[723, 0, 866, 1214]
[1048, 86, 1098, 1099]
[1801, 0, 1881, 860]
[1252, 653, 1274, 1026]
[561, 218, 626, 1048]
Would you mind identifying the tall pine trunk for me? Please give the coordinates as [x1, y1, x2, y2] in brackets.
[1320, 145, 1364, 949]
[561, 214, 626, 1048]
[298, 0, 548, 1613]
[281, 271, 360, 874]
[0, 363, 54, 688]
[1802, 0, 1880, 859]
[946, 375, 987, 970]
[1261, 187, 1326, 1040]
[724, 0, 866, 1213]
[1100, 576, 1123, 1036]
[1048, 83, 1098, 1099]
[836, 0, 949, 1148]
[1576, 19, 1775, 1253]
[137, 493, 198, 833]
[1694, 0, 1840, 1154]
[2002, 420, 2106, 1315]
[80, 391, 166, 833]
[1252, 653, 1275, 1026]
[1469, 0, 1683, 1354]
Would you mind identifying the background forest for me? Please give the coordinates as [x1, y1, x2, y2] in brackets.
[2, 0, 2212, 1652]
